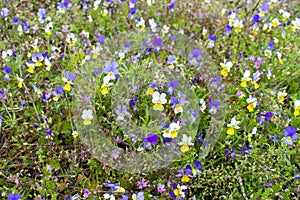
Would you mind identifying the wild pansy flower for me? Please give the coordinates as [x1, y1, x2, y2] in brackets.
[251, 70, 261, 89]
[45, 22, 53, 35]
[26, 60, 35, 73]
[7, 193, 22, 200]
[101, 75, 113, 95]
[220, 60, 232, 77]
[178, 134, 194, 152]
[167, 55, 178, 69]
[135, 17, 145, 32]
[149, 18, 157, 32]
[267, 40, 275, 50]
[277, 90, 287, 103]
[271, 18, 280, 28]
[153, 37, 163, 52]
[227, 11, 237, 27]
[276, 51, 283, 64]
[225, 147, 236, 159]
[37, 8, 46, 23]
[72, 130, 78, 139]
[207, 35, 217, 48]
[52, 86, 64, 101]
[291, 17, 300, 32]
[163, 122, 180, 139]
[115, 105, 131, 121]
[294, 100, 300, 116]
[233, 19, 244, 33]
[132, 191, 144, 200]
[104, 182, 125, 194]
[264, 49, 272, 58]
[170, 184, 187, 199]
[81, 109, 93, 125]
[170, 97, 183, 114]
[208, 98, 220, 115]
[142, 133, 158, 150]
[279, 9, 290, 22]
[2, 49, 14, 61]
[258, 2, 268, 17]
[240, 70, 251, 87]
[2, 66, 12, 80]
[0, 8, 9, 17]
[283, 126, 298, 146]
[57, 0, 73, 13]
[258, 111, 273, 125]
[32, 53, 44, 66]
[224, 24, 233, 36]
[240, 146, 253, 155]
[62, 71, 76, 91]
[152, 91, 167, 111]
[177, 165, 193, 183]
[104, 61, 119, 80]
[188, 48, 202, 66]
[66, 33, 77, 46]
[253, 14, 260, 24]
[248, 127, 257, 142]
[129, 97, 139, 112]
[167, 78, 179, 95]
[226, 117, 240, 135]
[246, 95, 257, 112]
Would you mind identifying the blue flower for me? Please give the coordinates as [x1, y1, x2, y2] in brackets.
[7, 193, 21, 200]
[240, 146, 253, 155]
[224, 24, 232, 36]
[266, 40, 274, 50]
[104, 61, 119, 80]
[153, 37, 163, 52]
[188, 48, 202, 66]
[253, 14, 260, 23]
[2, 66, 12, 80]
[208, 98, 221, 115]
[129, 97, 139, 112]
[167, 78, 179, 95]
[225, 147, 236, 159]
[143, 133, 158, 150]
[37, 8, 46, 23]
[0, 8, 9, 17]
[283, 126, 298, 146]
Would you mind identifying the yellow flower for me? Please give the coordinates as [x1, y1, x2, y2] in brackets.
[152, 91, 167, 111]
[277, 90, 287, 103]
[226, 117, 240, 135]
[294, 100, 300, 116]
[181, 175, 190, 183]
[72, 131, 79, 139]
[271, 18, 280, 28]
[246, 95, 257, 112]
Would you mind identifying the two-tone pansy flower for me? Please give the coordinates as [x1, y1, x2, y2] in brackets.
[52, 86, 64, 101]
[81, 109, 93, 125]
[62, 71, 76, 91]
[104, 61, 119, 80]
[152, 91, 167, 111]
[115, 105, 131, 121]
[170, 184, 187, 199]
[246, 95, 257, 112]
[142, 133, 158, 150]
[178, 134, 194, 152]
[294, 100, 300, 116]
[32, 53, 44, 67]
[207, 35, 217, 48]
[2, 49, 14, 61]
[283, 126, 298, 146]
[277, 90, 287, 103]
[226, 117, 240, 135]
[240, 70, 251, 87]
[208, 98, 221, 115]
[66, 33, 77, 46]
[163, 122, 180, 139]
[220, 60, 232, 77]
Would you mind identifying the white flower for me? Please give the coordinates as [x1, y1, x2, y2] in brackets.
[149, 18, 157, 32]
[2, 49, 13, 60]
[66, 33, 77, 45]
[81, 109, 93, 125]
[277, 90, 287, 103]
[163, 122, 180, 138]
[152, 91, 167, 111]
[199, 99, 206, 112]
[251, 127, 257, 135]
[179, 134, 194, 152]
[264, 49, 272, 58]
[227, 117, 240, 129]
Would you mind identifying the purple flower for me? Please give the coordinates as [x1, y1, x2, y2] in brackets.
[283, 126, 298, 146]
[137, 178, 148, 189]
[266, 40, 274, 50]
[12, 18, 19, 26]
[189, 48, 202, 66]
[37, 8, 46, 23]
[157, 184, 166, 193]
[124, 42, 131, 52]
[153, 37, 163, 52]
[62, 25, 69, 32]
[224, 24, 232, 36]
[3, 66, 12, 80]
[253, 14, 260, 23]
[7, 193, 22, 200]
[208, 98, 221, 115]
[0, 8, 9, 17]
[104, 61, 119, 77]
[167, 78, 179, 95]
[129, 97, 139, 112]
[143, 133, 158, 150]
[83, 189, 91, 198]
[0, 90, 6, 100]
[22, 20, 29, 33]
[104, 182, 120, 191]
[240, 146, 253, 155]
[225, 147, 236, 159]
[210, 76, 221, 89]
[44, 129, 52, 136]
[65, 71, 76, 82]
[258, 111, 273, 125]
[93, 67, 102, 75]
